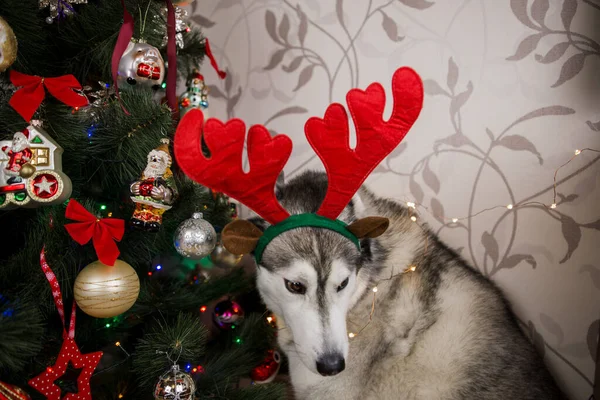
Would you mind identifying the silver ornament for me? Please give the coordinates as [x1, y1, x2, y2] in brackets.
[117, 40, 165, 88]
[173, 212, 217, 259]
[154, 364, 195, 400]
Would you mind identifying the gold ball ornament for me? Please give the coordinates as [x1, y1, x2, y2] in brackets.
[74, 259, 140, 318]
[18, 163, 36, 178]
[0, 17, 18, 72]
[210, 243, 243, 268]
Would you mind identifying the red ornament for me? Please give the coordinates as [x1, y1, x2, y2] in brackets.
[250, 350, 281, 384]
[0, 380, 31, 400]
[138, 178, 155, 196]
[28, 338, 102, 400]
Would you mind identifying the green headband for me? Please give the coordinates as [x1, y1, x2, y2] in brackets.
[254, 213, 360, 264]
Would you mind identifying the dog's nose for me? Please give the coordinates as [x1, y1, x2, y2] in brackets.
[316, 353, 345, 376]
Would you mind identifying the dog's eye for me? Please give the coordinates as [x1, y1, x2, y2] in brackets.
[337, 277, 349, 292]
[284, 279, 306, 295]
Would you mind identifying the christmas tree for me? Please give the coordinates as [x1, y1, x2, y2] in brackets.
[0, 1, 284, 399]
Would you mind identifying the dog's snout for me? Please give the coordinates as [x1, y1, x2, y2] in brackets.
[316, 353, 345, 376]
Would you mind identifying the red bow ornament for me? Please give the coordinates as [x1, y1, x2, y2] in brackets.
[9, 70, 89, 122]
[64, 200, 125, 266]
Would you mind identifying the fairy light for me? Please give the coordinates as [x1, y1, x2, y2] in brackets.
[107, 212, 113, 217]
[349, 147, 600, 340]
[266, 316, 273, 323]
[147, 272, 152, 276]
[105, 323, 111, 328]
[118, 395, 123, 399]
[115, 341, 120, 346]
[100, 205, 107, 210]
[156, 265, 162, 270]
[199, 306, 207, 313]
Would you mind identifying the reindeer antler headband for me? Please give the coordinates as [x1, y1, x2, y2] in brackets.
[174, 67, 424, 263]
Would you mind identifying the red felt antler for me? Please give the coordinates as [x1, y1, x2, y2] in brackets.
[174, 109, 292, 225]
[305, 67, 423, 219]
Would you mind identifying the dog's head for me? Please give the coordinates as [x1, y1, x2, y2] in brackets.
[224, 172, 388, 376]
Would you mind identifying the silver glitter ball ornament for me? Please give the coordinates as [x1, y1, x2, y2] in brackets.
[117, 40, 165, 88]
[173, 212, 217, 259]
[154, 364, 195, 400]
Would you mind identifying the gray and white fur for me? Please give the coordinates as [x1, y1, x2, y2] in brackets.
[251, 171, 564, 400]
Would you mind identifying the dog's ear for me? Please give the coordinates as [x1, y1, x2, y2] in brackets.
[346, 216, 389, 238]
[222, 219, 264, 254]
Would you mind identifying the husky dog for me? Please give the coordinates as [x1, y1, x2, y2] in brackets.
[251, 171, 564, 400]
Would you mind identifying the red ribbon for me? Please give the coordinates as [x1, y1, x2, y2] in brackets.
[64, 200, 125, 267]
[9, 71, 89, 122]
[204, 39, 227, 79]
[41, 248, 76, 339]
[111, 0, 134, 115]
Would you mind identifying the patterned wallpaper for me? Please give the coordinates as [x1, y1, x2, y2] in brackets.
[184, 1, 600, 398]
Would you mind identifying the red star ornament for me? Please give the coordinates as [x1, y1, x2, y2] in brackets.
[28, 338, 102, 400]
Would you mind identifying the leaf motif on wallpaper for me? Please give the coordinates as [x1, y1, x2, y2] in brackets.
[398, 0, 435, 10]
[530, 0, 549, 26]
[207, 85, 226, 99]
[587, 319, 599, 361]
[297, 7, 308, 45]
[434, 133, 475, 150]
[423, 80, 448, 96]
[447, 57, 458, 92]
[561, 0, 578, 31]
[189, 14, 216, 28]
[264, 48, 288, 71]
[293, 65, 316, 91]
[510, 0, 539, 29]
[551, 53, 586, 88]
[481, 232, 499, 265]
[559, 214, 581, 263]
[225, 71, 233, 93]
[495, 135, 543, 165]
[580, 265, 600, 290]
[430, 198, 445, 223]
[381, 11, 404, 42]
[250, 88, 270, 100]
[535, 42, 570, 64]
[556, 192, 578, 204]
[485, 128, 494, 141]
[265, 106, 308, 125]
[227, 87, 242, 117]
[423, 162, 440, 194]
[497, 254, 537, 270]
[506, 33, 544, 61]
[558, 342, 590, 358]
[528, 321, 546, 358]
[450, 82, 473, 117]
[283, 56, 304, 73]
[583, 218, 600, 231]
[511, 106, 575, 127]
[540, 313, 564, 344]
[336, 0, 345, 26]
[273, 88, 293, 103]
[278, 14, 291, 43]
[586, 120, 600, 132]
[214, 0, 241, 11]
[265, 10, 283, 45]
[409, 178, 424, 204]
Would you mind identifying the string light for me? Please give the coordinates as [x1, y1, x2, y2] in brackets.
[235, 337, 242, 344]
[147, 272, 152, 276]
[100, 205, 107, 210]
[156, 265, 162, 270]
[107, 212, 113, 217]
[266, 316, 273, 323]
[118, 394, 123, 399]
[199, 306, 207, 313]
[347, 147, 600, 340]
[105, 323, 111, 328]
[115, 342, 120, 346]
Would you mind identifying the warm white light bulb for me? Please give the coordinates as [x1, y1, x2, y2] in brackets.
[372, 287, 378, 293]
[575, 149, 581, 155]
[409, 265, 416, 272]
[348, 332, 355, 338]
[406, 201, 416, 209]
[507, 204, 513, 210]
[410, 216, 417, 222]
[550, 203, 557, 209]
[266, 316, 273, 323]
[452, 218, 458, 223]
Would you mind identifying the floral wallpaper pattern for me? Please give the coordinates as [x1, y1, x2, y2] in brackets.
[185, 1, 600, 398]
